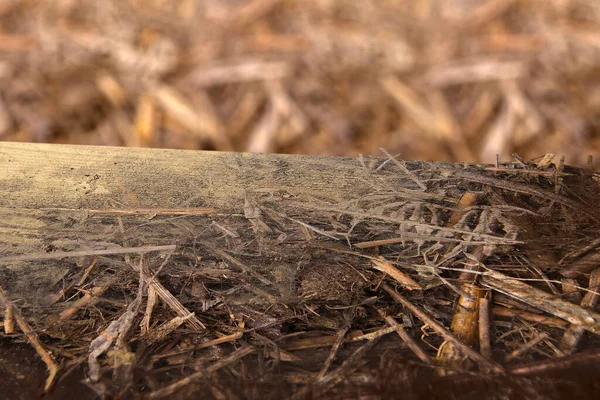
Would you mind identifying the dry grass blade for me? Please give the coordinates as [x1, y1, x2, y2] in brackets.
[505, 332, 550, 362]
[454, 171, 596, 219]
[482, 269, 600, 335]
[266, 80, 308, 146]
[141, 285, 157, 336]
[85, 208, 216, 216]
[447, 192, 479, 227]
[95, 73, 127, 107]
[481, 103, 516, 164]
[149, 332, 244, 362]
[348, 326, 396, 341]
[232, 0, 282, 25]
[479, 297, 492, 359]
[203, 244, 274, 287]
[285, 215, 342, 241]
[86, 276, 144, 394]
[377, 308, 432, 364]
[380, 76, 436, 135]
[371, 257, 422, 291]
[246, 104, 280, 153]
[134, 94, 156, 146]
[283, 335, 337, 351]
[59, 285, 107, 321]
[561, 277, 583, 304]
[467, 0, 517, 27]
[492, 306, 567, 329]
[379, 147, 427, 190]
[3, 302, 15, 334]
[192, 332, 243, 350]
[146, 313, 196, 342]
[0, 94, 11, 136]
[134, 261, 206, 331]
[560, 236, 600, 267]
[46, 258, 98, 305]
[560, 268, 600, 354]
[0, 244, 176, 262]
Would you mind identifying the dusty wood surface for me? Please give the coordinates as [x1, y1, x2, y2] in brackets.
[2, 142, 600, 399]
[0, 141, 448, 272]
[0, 141, 401, 210]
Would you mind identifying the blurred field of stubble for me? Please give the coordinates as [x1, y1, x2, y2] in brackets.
[1, 0, 599, 164]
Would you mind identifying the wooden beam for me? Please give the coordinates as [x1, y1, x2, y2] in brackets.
[0, 142, 438, 297]
[0, 142, 419, 211]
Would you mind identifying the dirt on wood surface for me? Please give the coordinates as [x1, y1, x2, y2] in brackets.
[2, 155, 600, 399]
[1, 0, 600, 163]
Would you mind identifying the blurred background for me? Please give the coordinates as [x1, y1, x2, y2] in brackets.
[1, 0, 600, 165]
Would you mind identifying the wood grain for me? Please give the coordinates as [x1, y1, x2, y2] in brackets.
[0, 142, 424, 211]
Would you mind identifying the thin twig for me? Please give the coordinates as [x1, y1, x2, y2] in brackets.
[0, 244, 177, 262]
[377, 308, 432, 364]
[371, 257, 422, 291]
[285, 215, 341, 241]
[201, 243, 273, 287]
[140, 285, 157, 336]
[133, 260, 206, 330]
[505, 332, 549, 362]
[149, 346, 255, 399]
[382, 284, 504, 373]
[510, 349, 600, 376]
[3, 302, 15, 334]
[86, 272, 144, 390]
[0, 287, 59, 392]
[59, 285, 107, 320]
[454, 171, 598, 222]
[379, 147, 427, 190]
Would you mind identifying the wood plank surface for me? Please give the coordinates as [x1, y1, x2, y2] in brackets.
[0, 142, 421, 210]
